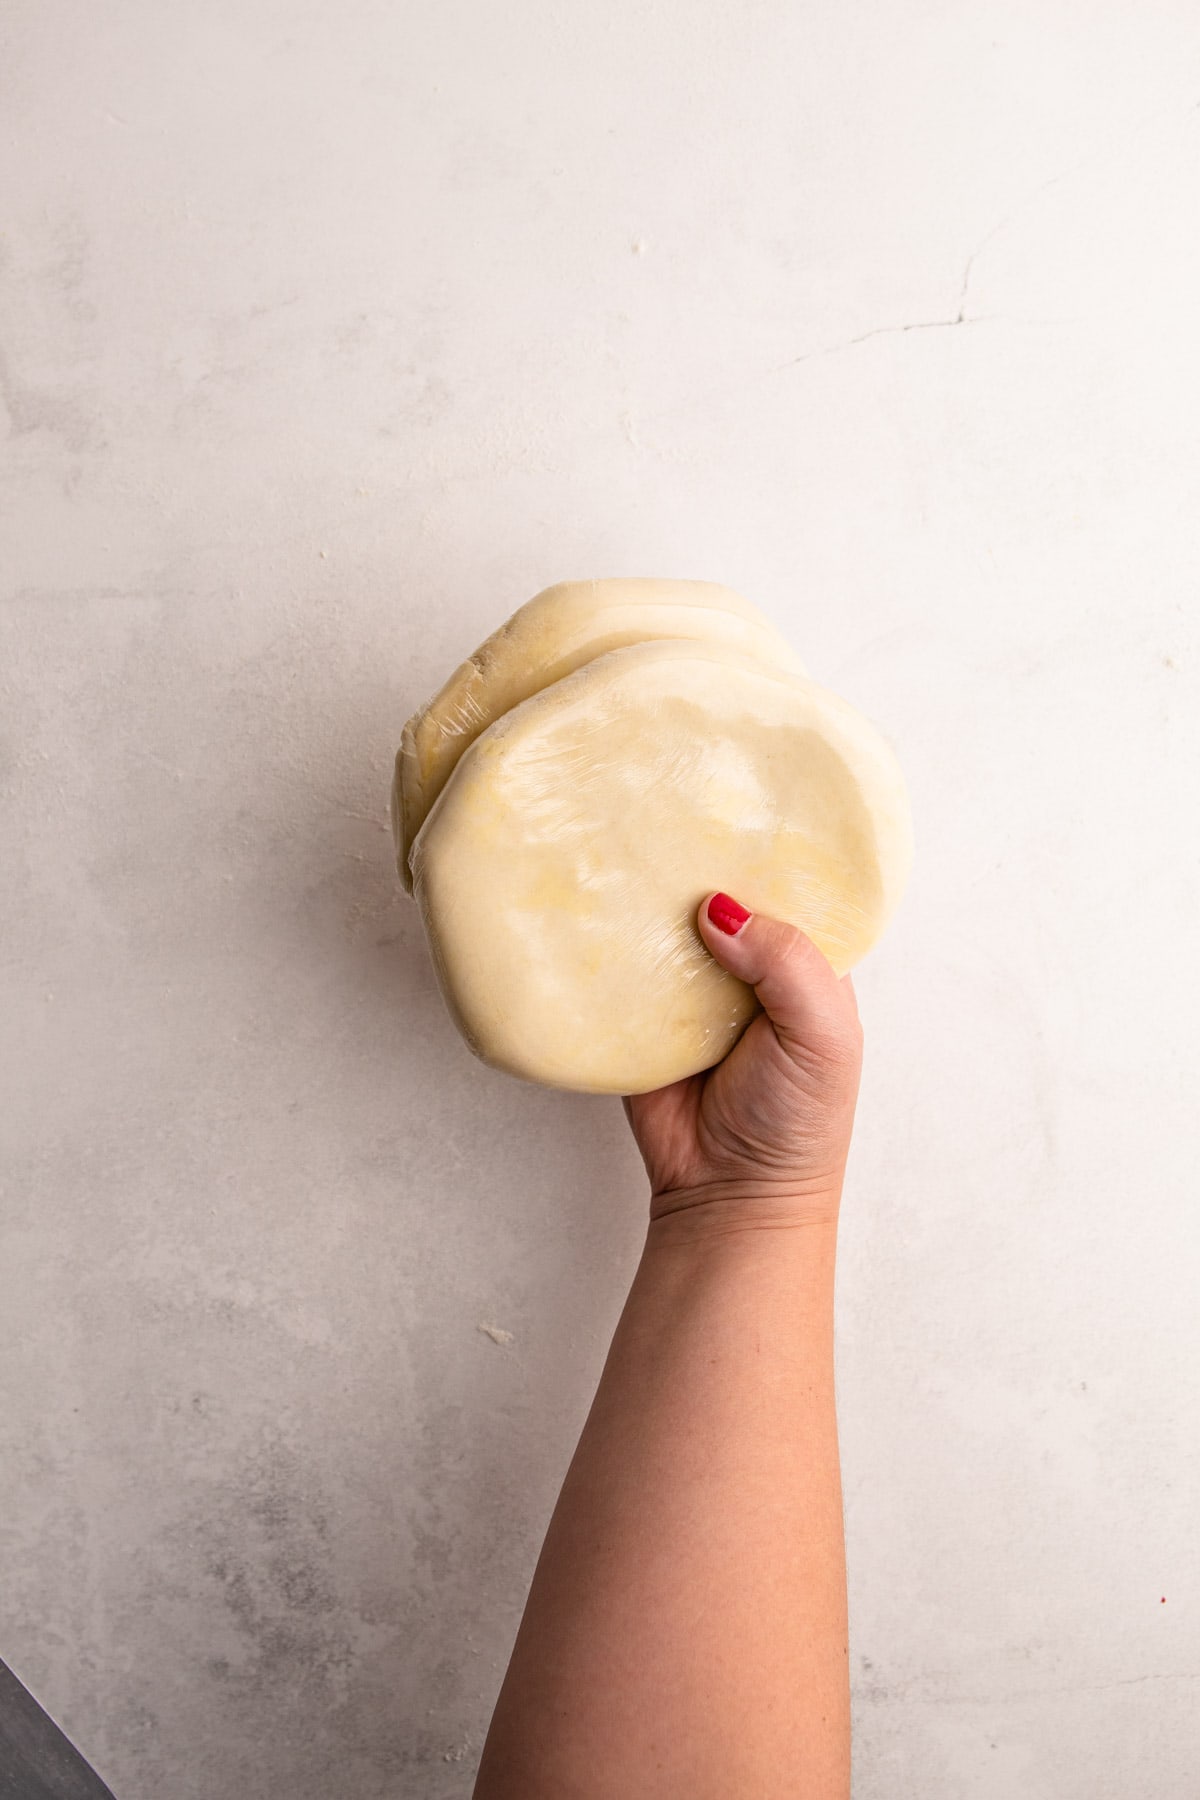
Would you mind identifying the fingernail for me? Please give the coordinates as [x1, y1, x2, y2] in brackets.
[707, 892, 751, 936]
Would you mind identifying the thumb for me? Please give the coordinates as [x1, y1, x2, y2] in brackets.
[697, 891, 861, 1064]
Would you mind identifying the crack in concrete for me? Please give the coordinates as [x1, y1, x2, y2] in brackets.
[785, 231, 996, 367]
[783, 94, 1200, 371]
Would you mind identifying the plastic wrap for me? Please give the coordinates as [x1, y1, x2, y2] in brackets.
[391, 578, 807, 892]
[401, 625, 913, 1098]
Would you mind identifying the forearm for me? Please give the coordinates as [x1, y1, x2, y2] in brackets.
[474, 1212, 849, 1799]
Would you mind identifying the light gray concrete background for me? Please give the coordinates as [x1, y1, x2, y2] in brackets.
[2, 3, 1199, 1795]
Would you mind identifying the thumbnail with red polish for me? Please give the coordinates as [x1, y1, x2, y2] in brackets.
[707, 892, 751, 936]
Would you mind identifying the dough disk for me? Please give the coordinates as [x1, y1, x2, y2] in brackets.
[409, 638, 912, 1095]
[393, 579, 806, 890]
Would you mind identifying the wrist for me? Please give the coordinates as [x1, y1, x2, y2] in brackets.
[646, 1173, 844, 1245]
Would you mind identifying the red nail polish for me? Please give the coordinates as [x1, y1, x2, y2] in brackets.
[707, 892, 751, 935]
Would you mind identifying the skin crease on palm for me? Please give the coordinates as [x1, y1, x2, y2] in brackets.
[623, 894, 864, 1231]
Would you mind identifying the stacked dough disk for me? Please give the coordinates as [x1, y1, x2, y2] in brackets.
[393, 579, 912, 1096]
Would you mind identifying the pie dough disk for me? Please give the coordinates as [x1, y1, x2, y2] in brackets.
[410, 638, 913, 1095]
[393, 578, 806, 890]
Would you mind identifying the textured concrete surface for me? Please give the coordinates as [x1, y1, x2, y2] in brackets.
[3, 3, 1199, 1796]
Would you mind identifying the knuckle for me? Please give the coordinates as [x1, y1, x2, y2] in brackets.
[777, 927, 836, 992]
[777, 928, 822, 978]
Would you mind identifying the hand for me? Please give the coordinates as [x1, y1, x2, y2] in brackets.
[623, 893, 864, 1232]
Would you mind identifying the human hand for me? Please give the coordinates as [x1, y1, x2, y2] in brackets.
[623, 893, 864, 1233]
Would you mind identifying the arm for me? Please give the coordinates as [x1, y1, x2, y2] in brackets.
[474, 1214, 847, 1797]
[474, 895, 861, 1799]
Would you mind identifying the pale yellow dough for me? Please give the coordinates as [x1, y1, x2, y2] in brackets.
[392, 579, 806, 890]
[410, 639, 913, 1095]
